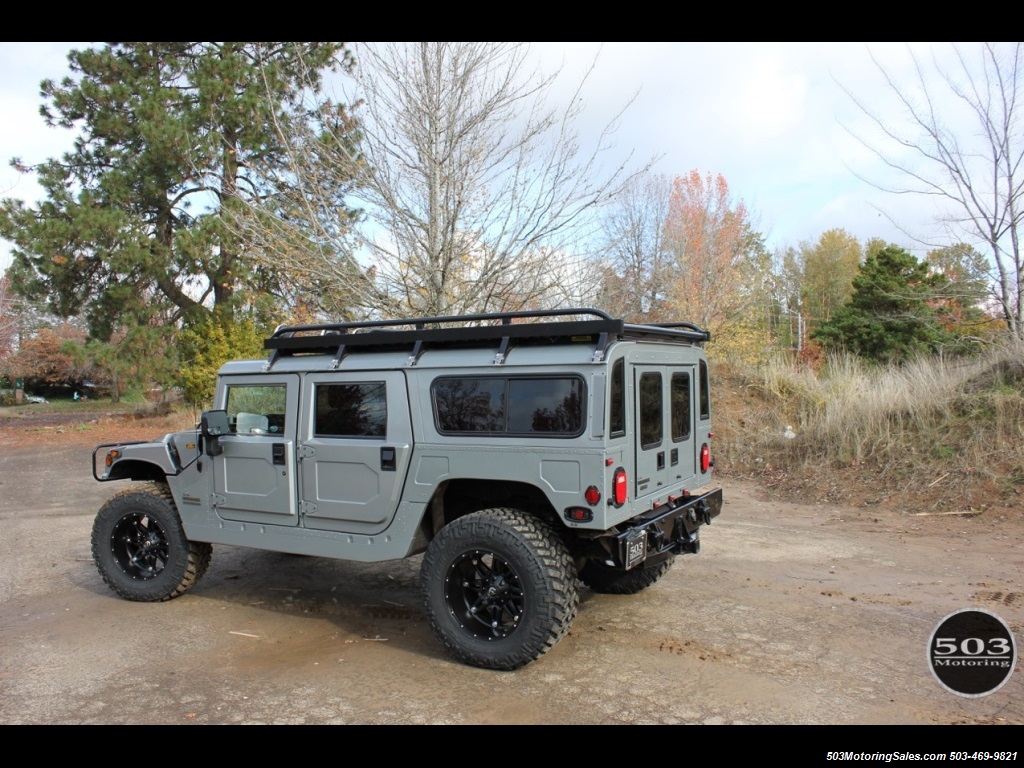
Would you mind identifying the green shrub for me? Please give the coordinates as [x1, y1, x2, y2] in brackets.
[177, 315, 270, 407]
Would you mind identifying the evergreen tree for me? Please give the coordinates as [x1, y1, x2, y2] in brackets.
[812, 246, 963, 362]
[0, 42, 356, 341]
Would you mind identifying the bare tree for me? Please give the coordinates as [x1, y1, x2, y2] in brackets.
[0, 272, 18, 366]
[0, 270, 48, 370]
[234, 42, 648, 321]
[217, 46, 376, 322]
[597, 173, 673, 322]
[843, 42, 1024, 340]
[341, 42, 648, 317]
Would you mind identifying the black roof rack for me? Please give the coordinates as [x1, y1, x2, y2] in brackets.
[262, 307, 709, 369]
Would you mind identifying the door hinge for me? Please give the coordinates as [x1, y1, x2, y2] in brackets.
[300, 500, 318, 516]
[211, 493, 226, 507]
[297, 444, 316, 459]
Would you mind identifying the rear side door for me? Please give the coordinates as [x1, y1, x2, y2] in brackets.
[297, 372, 413, 535]
[212, 374, 300, 526]
[634, 365, 697, 503]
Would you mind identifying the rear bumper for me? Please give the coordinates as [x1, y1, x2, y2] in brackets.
[613, 487, 722, 569]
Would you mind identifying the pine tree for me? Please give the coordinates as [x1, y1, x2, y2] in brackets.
[0, 42, 356, 340]
[812, 246, 963, 362]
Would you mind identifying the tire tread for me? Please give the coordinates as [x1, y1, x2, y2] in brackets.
[421, 507, 579, 670]
[92, 481, 212, 602]
[580, 556, 674, 595]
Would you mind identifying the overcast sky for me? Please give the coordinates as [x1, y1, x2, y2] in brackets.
[0, 42, 977, 273]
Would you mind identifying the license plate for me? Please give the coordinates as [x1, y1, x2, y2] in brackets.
[625, 531, 648, 569]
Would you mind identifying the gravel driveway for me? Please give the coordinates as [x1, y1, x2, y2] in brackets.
[0, 425, 1021, 728]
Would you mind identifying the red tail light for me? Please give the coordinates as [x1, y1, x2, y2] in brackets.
[613, 467, 627, 506]
[700, 443, 711, 472]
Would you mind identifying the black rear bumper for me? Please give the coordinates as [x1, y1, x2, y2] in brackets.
[613, 487, 723, 569]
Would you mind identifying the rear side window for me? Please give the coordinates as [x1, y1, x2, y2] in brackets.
[433, 376, 584, 436]
[314, 382, 387, 437]
[609, 358, 625, 438]
[699, 360, 710, 420]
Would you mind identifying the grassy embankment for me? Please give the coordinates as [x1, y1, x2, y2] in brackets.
[711, 342, 1024, 513]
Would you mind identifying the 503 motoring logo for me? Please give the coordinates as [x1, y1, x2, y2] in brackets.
[928, 608, 1018, 697]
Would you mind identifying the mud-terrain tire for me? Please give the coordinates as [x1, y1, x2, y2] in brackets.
[92, 482, 212, 602]
[580, 555, 675, 595]
[421, 508, 579, 670]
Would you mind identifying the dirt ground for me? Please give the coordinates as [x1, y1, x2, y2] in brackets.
[0, 409, 1021, 726]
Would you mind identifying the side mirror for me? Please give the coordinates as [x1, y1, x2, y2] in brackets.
[200, 410, 231, 456]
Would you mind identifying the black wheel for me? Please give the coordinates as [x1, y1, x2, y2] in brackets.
[421, 508, 579, 670]
[91, 482, 212, 602]
[579, 555, 675, 595]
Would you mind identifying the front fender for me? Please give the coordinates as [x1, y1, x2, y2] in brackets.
[92, 435, 195, 481]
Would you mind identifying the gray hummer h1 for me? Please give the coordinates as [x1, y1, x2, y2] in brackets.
[91, 308, 722, 670]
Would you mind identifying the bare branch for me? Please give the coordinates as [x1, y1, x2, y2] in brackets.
[839, 43, 1024, 339]
[343, 42, 653, 317]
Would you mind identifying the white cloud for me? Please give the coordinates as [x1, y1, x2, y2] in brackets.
[1, 42, 84, 271]
[0, 41, 998, 274]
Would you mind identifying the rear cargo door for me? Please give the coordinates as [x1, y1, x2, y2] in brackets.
[634, 365, 696, 501]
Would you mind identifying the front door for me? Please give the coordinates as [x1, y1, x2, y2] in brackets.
[212, 375, 300, 525]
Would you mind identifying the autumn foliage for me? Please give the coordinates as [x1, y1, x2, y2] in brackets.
[598, 170, 772, 362]
[662, 171, 751, 334]
[9, 323, 91, 387]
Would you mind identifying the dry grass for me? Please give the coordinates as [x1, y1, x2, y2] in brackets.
[712, 341, 1024, 511]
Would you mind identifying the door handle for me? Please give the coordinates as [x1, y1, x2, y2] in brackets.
[272, 443, 286, 466]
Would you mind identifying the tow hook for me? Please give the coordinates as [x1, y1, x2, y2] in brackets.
[686, 503, 712, 525]
[695, 501, 713, 525]
[673, 521, 700, 554]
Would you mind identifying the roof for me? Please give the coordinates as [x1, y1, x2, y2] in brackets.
[262, 308, 710, 370]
